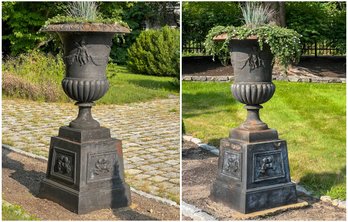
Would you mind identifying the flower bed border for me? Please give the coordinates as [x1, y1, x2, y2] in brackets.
[182, 75, 346, 83]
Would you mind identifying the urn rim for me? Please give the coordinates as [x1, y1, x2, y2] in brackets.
[41, 23, 130, 34]
[213, 33, 258, 42]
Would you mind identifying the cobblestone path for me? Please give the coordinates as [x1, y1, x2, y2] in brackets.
[2, 98, 180, 202]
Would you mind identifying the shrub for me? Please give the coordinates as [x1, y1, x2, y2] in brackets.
[286, 2, 346, 54]
[2, 72, 62, 102]
[2, 51, 68, 102]
[127, 26, 180, 78]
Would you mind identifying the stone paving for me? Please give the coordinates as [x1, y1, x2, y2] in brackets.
[2, 98, 180, 202]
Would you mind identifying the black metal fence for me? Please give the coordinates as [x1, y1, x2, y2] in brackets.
[301, 40, 344, 56]
[182, 41, 205, 55]
[182, 40, 345, 57]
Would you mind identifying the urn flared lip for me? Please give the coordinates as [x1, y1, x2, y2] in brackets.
[41, 23, 130, 34]
[213, 33, 258, 42]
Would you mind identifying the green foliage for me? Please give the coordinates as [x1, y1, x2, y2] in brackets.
[286, 2, 346, 54]
[44, 2, 129, 28]
[183, 81, 346, 200]
[204, 2, 301, 68]
[241, 2, 275, 28]
[2, 1, 177, 62]
[106, 2, 179, 64]
[184, 2, 346, 56]
[2, 200, 39, 220]
[2, 53, 178, 104]
[127, 26, 180, 78]
[183, 2, 242, 44]
[2, 51, 67, 102]
[205, 25, 302, 68]
[2, 2, 66, 55]
[65, 1, 98, 20]
[3, 51, 64, 85]
[326, 4, 346, 54]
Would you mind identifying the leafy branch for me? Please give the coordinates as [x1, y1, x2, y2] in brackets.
[204, 24, 302, 68]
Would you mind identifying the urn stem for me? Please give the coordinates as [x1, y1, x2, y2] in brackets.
[240, 105, 268, 130]
[69, 102, 100, 129]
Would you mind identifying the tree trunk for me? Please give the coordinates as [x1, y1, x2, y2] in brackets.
[279, 2, 286, 27]
[267, 2, 286, 27]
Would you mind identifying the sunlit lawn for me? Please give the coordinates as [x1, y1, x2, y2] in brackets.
[183, 81, 346, 200]
[99, 65, 179, 104]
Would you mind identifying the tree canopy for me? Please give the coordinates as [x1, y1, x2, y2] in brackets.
[182, 1, 346, 54]
[2, 1, 179, 64]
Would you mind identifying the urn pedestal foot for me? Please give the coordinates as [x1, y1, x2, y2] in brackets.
[69, 102, 100, 129]
[240, 105, 269, 130]
[38, 126, 131, 214]
[229, 127, 279, 143]
[210, 137, 297, 213]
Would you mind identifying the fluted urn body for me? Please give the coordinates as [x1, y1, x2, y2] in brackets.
[60, 31, 112, 103]
[42, 23, 130, 129]
[230, 39, 275, 130]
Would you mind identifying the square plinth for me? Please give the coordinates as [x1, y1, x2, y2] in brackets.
[38, 126, 131, 214]
[210, 138, 297, 213]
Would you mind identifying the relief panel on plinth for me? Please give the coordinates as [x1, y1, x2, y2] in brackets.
[252, 150, 285, 183]
[87, 151, 119, 183]
[221, 150, 242, 180]
[51, 147, 76, 184]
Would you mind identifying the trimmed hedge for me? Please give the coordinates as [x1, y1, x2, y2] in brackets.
[127, 26, 179, 78]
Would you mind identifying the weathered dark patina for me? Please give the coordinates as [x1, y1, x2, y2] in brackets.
[38, 23, 131, 214]
[210, 37, 297, 213]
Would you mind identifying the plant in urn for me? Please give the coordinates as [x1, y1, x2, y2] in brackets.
[38, 2, 131, 214]
[205, 2, 302, 213]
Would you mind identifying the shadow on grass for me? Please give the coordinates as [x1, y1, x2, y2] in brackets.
[299, 165, 346, 199]
[182, 91, 237, 119]
[127, 78, 179, 92]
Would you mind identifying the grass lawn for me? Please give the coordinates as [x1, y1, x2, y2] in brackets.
[99, 65, 179, 104]
[183, 81, 346, 200]
[2, 200, 39, 220]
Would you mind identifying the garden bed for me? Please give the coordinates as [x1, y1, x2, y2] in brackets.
[182, 56, 346, 79]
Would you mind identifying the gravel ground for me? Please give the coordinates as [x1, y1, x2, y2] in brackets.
[2, 148, 180, 220]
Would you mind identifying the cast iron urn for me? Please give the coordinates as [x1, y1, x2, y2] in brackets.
[210, 36, 297, 213]
[38, 23, 131, 214]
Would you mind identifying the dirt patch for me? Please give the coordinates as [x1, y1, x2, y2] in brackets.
[182, 140, 346, 220]
[183, 56, 346, 78]
[290, 56, 346, 78]
[2, 149, 179, 220]
[183, 56, 234, 76]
